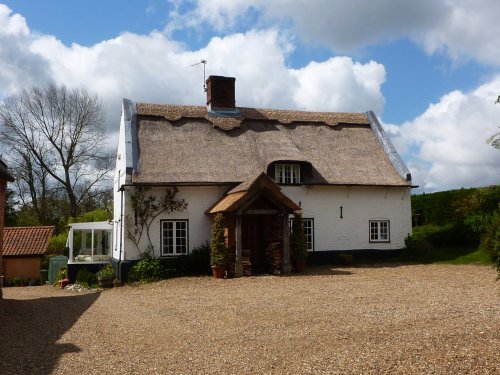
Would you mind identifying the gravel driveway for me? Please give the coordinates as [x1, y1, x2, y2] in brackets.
[1, 264, 499, 374]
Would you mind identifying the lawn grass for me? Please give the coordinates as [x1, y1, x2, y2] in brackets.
[435, 246, 492, 265]
[398, 244, 493, 265]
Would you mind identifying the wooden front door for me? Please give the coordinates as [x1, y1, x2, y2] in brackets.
[242, 216, 267, 274]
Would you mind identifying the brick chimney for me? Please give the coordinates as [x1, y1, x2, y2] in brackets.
[206, 75, 236, 110]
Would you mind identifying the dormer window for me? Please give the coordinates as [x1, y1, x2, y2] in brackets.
[275, 163, 300, 184]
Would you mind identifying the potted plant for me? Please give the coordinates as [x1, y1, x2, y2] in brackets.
[290, 213, 308, 273]
[97, 263, 115, 288]
[210, 213, 228, 278]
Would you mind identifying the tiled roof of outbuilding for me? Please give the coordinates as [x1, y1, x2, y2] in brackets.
[3, 226, 54, 256]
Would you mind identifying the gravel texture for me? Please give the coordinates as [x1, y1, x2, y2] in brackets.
[1, 264, 499, 374]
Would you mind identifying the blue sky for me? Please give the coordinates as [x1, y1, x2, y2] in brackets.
[0, 0, 499, 192]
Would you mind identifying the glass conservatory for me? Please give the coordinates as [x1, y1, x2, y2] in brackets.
[67, 221, 114, 263]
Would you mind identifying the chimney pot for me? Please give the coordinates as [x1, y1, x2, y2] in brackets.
[206, 75, 236, 110]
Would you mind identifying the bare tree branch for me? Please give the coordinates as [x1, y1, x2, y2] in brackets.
[0, 83, 112, 219]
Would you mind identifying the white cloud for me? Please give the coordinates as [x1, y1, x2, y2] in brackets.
[0, 5, 51, 95]
[386, 77, 500, 191]
[0, 13, 383, 133]
[0, 4, 386, 153]
[182, 0, 500, 66]
[291, 58, 385, 114]
[420, 0, 500, 66]
[6, 3, 499, 193]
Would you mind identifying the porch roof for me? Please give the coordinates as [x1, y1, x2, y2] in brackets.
[207, 172, 301, 214]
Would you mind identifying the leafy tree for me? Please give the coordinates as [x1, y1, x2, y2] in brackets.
[0, 83, 112, 219]
[210, 213, 228, 267]
[290, 213, 308, 262]
[4, 188, 18, 226]
[487, 130, 500, 149]
[489, 96, 500, 149]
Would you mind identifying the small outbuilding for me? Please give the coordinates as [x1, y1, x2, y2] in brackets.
[2, 226, 55, 285]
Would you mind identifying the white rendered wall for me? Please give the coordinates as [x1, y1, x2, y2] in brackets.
[119, 184, 411, 259]
[121, 185, 230, 260]
[281, 185, 412, 251]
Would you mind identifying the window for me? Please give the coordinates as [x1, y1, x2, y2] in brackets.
[275, 163, 300, 184]
[369, 220, 390, 243]
[161, 220, 188, 256]
[303, 218, 314, 251]
[69, 222, 113, 263]
[290, 217, 314, 251]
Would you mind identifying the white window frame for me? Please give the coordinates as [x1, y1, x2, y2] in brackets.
[161, 220, 189, 256]
[275, 163, 301, 184]
[369, 220, 390, 243]
[67, 221, 113, 263]
[289, 217, 314, 252]
[303, 218, 314, 251]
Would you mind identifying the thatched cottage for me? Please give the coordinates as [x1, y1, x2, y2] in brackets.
[103, 76, 413, 278]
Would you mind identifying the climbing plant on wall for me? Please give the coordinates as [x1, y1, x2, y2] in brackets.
[125, 186, 187, 258]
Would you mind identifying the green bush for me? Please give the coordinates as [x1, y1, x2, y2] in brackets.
[403, 234, 434, 260]
[53, 267, 68, 286]
[290, 213, 309, 262]
[127, 244, 211, 282]
[480, 211, 500, 274]
[159, 256, 186, 277]
[75, 268, 93, 286]
[130, 257, 163, 282]
[48, 232, 68, 254]
[97, 263, 115, 278]
[185, 243, 211, 275]
[12, 276, 26, 286]
[411, 223, 464, 246]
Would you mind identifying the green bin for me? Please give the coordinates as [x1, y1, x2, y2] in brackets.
[48, 256, 68, 284]
[40, 269, 48, 285]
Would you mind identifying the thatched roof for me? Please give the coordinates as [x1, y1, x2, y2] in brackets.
[130, 103, 410, 187]
[136, 104, 369, 130]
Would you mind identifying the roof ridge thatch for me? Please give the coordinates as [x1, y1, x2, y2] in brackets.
[136, 103, 369, 130]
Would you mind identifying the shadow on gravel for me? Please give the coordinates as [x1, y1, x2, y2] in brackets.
[0, 292, 100, 375]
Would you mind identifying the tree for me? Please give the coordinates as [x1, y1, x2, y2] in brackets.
[487, 130, 500, 149]
[290, 213, 308, 262]
[489, 96, 500, 149]
[0, 83, 111, 219]
[4, 188, 18, 226]
[210, 213, 228, 267]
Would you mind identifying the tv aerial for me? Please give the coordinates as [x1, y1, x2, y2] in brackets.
[191, 59, 207, 92]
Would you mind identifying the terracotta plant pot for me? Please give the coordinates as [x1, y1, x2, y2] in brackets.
[293, 260, 307, 273]
[211, 266, 226, 279]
